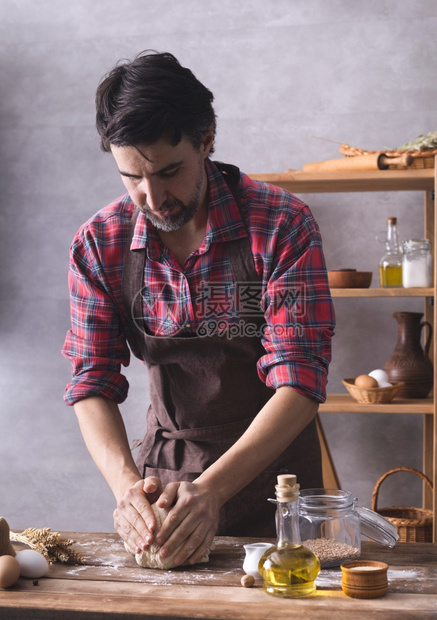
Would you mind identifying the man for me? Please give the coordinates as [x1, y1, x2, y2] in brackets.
[62, 50, 335, 567]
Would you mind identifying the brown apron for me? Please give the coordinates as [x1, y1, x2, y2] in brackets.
[121, 162, 322, 537]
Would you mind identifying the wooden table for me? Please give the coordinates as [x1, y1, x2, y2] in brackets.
[1, 534, 436, 619]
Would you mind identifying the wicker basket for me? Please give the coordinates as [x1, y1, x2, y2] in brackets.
[371, 467, 433, 543]
[342, 379, 404, 404]
[340, 143, 437, 170]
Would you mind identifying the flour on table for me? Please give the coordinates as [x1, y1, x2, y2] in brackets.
[124, 503, 211, 569]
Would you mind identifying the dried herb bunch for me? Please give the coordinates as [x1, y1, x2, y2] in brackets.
[394, 130, 437, 152]
[10, 528, 84, 565]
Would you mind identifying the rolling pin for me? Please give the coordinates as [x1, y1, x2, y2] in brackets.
[302, 152, 413, 172]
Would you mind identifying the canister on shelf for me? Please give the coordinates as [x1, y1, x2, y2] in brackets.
[402, 239, 432, 287]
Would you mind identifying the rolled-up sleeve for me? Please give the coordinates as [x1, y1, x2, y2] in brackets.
[62, 227, 131, 405]
[257, 204, 335, 403]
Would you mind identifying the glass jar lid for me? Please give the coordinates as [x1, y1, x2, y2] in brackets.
[356, 506, 399, 548]
[299, 488, 354, 509]
[402, 238, 431, 253]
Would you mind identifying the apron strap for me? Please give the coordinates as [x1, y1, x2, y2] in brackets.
[121, 208, 150, 357]
[159, 416, 254, 442]
[212, 161, 260, 284]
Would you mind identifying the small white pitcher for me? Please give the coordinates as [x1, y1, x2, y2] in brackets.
[242, 542, 274, 579]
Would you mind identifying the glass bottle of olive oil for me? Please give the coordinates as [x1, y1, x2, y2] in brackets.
[379, 217, 402, 286]
[259, 474, 320, 598]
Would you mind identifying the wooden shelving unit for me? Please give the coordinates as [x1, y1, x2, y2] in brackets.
[321, 395, 433, 415]
[330, 287, 433, 298]
[250, 165, 436, 541]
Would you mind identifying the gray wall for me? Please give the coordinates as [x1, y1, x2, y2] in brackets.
[1, 0, 436, 533]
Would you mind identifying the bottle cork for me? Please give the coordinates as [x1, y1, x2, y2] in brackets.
[275, 474, 300, 502]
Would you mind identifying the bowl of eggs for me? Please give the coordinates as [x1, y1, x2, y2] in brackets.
[343, 369, 404, 404]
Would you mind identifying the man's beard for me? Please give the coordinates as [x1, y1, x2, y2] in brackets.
[140, 170, 205, 232]
[142, 196, 201, 232]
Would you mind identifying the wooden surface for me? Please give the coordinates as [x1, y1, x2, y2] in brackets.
[320, 394, 433, 414]
[1, 533, 436, 619]
[316, 414, 340, 489]
[249, 168, 434, 193]
[329, 287, 433, 297]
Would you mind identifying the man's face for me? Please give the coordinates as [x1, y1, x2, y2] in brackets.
[111, 134, 212, 232]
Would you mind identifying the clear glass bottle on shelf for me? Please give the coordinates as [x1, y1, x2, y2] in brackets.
[259, 474, 320, 598]
[379, 217, 403, 287]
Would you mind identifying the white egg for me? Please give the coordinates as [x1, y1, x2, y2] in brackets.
[378, 381, 393, 388]
[16, 549, 49, 578]
[368, 369, 389, 386]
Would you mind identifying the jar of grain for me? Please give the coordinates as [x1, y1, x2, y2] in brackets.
[298, 489, 398, 568]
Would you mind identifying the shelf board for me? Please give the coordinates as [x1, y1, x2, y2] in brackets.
[320, 393, 433, 414]
[330, 287, 433, 297]
[250, 168, 435, 193]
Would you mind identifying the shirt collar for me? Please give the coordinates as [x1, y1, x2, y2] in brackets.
[129, 158, 248, 260]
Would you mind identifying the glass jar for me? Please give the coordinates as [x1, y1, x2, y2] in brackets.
[298, 489, 398, 568]
[402, 239, 432, 288]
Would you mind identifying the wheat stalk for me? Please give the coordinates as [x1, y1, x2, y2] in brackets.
[10, 527, 85, 565]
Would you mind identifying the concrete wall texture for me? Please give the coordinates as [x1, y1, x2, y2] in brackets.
[1, 0, 436, 533]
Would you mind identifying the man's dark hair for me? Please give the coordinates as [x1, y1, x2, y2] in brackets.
[95, 50, 216, 153]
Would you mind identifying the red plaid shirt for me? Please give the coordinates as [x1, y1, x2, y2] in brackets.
[62, 159, 335, 405]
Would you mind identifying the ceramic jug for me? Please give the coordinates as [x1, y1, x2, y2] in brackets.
[384, 311, 433, 399]
[242, 542, 274, 579]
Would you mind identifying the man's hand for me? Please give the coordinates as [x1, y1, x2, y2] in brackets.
[153, 481, 220, 566]
[113, 476, 163, 553]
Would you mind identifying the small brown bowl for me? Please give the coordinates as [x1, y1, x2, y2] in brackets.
[342, 379, 405, 404]
[328, 269, 373, 288]
[341, 560, 388, 599]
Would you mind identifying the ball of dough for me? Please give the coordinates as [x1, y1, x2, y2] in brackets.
[124, 503, 211, 569]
